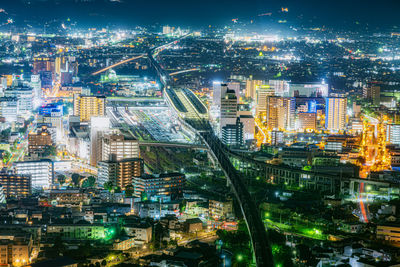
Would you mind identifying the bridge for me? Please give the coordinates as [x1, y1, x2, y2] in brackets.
[148, 36, 274, 266]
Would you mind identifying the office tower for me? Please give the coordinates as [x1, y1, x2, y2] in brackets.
[238, 110, 255, 140]
[14, 159, 54, 189]
[0, 97, 18, 121]
[245, 78, 263, 99]
[4, 87, 34, 115]
[387, 124, 400, 145]
[325, 97, 347, 132]
[163, 25, 173, 35]
[73, 94, 106, 122]
[266, 96, 295, 130]
[28, 126, 53, 156]
[269, 80, 289, 96]
[222, 118, 244, 147]
[30, 74, 41, 107]
[298, 112, 317, 131]
[98, 156, 144, 189]
[102, 133, 140, 162]
[363, 84, 381, 106]
[287, 82, 328, 97]
[0, 170, 31, 198]
[227, 81, 240, 100]
[220, 89, 238, 132]
[133, 173, 185, 199]
[255, 84, 275, 115]
[90, 116, 111, 166]
[33, 57, 54, 74]
[271, 131, 284, 145]
[212, 83, 228, 107]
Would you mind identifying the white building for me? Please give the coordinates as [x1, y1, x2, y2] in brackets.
[387, 124, 400, 145]
[14, 159, 54, 189]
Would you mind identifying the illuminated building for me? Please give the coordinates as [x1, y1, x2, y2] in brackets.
[325, 97, 347, 132]
[4, 87, 34, 115]
[90, 116, 111, 166]
[0, 232, 32, 266]
[73, 94, 106, 122]
[377, 225, 400, 243]
[209, 199, 233, 220]
[97, 156, 144, 189]
[47, 224, 107, 240]
[266, 96, 295, 130]
[386, 124, 400, 145]
[33, 57, 54, 74]
[363, 83, 381, 106]
[287, 82, 328, 97]
[28, 126, 53, 156]
[222, 118, 243, 147]
[30, 74, 41, 107]
[101, 133, 140, 162]
[227, 81, 240, 98]
[271, 130, 284, 145]
[269, 79, 289, 96]
[0, 171, 31, 198]
[238, 111, 255, 140]
[0, 185, 5, 203]
[245, 78, 263, 99]
[219, 89, 238, 132]
[255, 84, 275, 115]
[298, 112, 316, 131]
[14, 159, 54, 189]
[133, 173, 185, 199]
[212, 82, 226, 107]
[0, 97, 18, 121]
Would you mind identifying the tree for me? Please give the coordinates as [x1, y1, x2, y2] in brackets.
[43, 145, 57, 157]
[104, 181, 113, 192]
[57, 174, 66, 185]
[82, 176, 96, 188]
[71, 173, 82, 186]
[125, 185, 134, 197]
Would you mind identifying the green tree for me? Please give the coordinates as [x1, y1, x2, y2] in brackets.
[104, 181, 114, 192]
[57, 174, 66, 185]
[125, 184, 134, 197]
[43, 145, 57, 157]
[71, 173, 82, 186]
[82, 176, 96, 188]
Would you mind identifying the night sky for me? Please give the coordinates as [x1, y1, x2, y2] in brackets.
[1, 0, 400, 29]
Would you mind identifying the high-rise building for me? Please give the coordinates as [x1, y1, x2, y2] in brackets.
[73, 94, 106, 122]
[238, 110, 255, 140]
[271, 130, 284, 145]
[28, 126, 53, 156]
[14, 159, 54, 189]
[0, 170, 31, 198]
[90, 116, 111, 166]
[98, 156, 144, 189]
[298, 112, 317, 131]
[212, 83, 227, 107]
[133, 173, 185, 199]
[0, 97, 18, 121]
[387, 124, 400, 145]
[266, 96, 295, 130]
[219, 89, 238, 132]
[325, 97, 347, 132]
[245, 78, 263, 99]
[363, 84, 381, 106]
[222, 118, 243, 147]
[102, 133, 140, 162]
[255, 84, 275, 114]
[4, 87, 34, 115]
